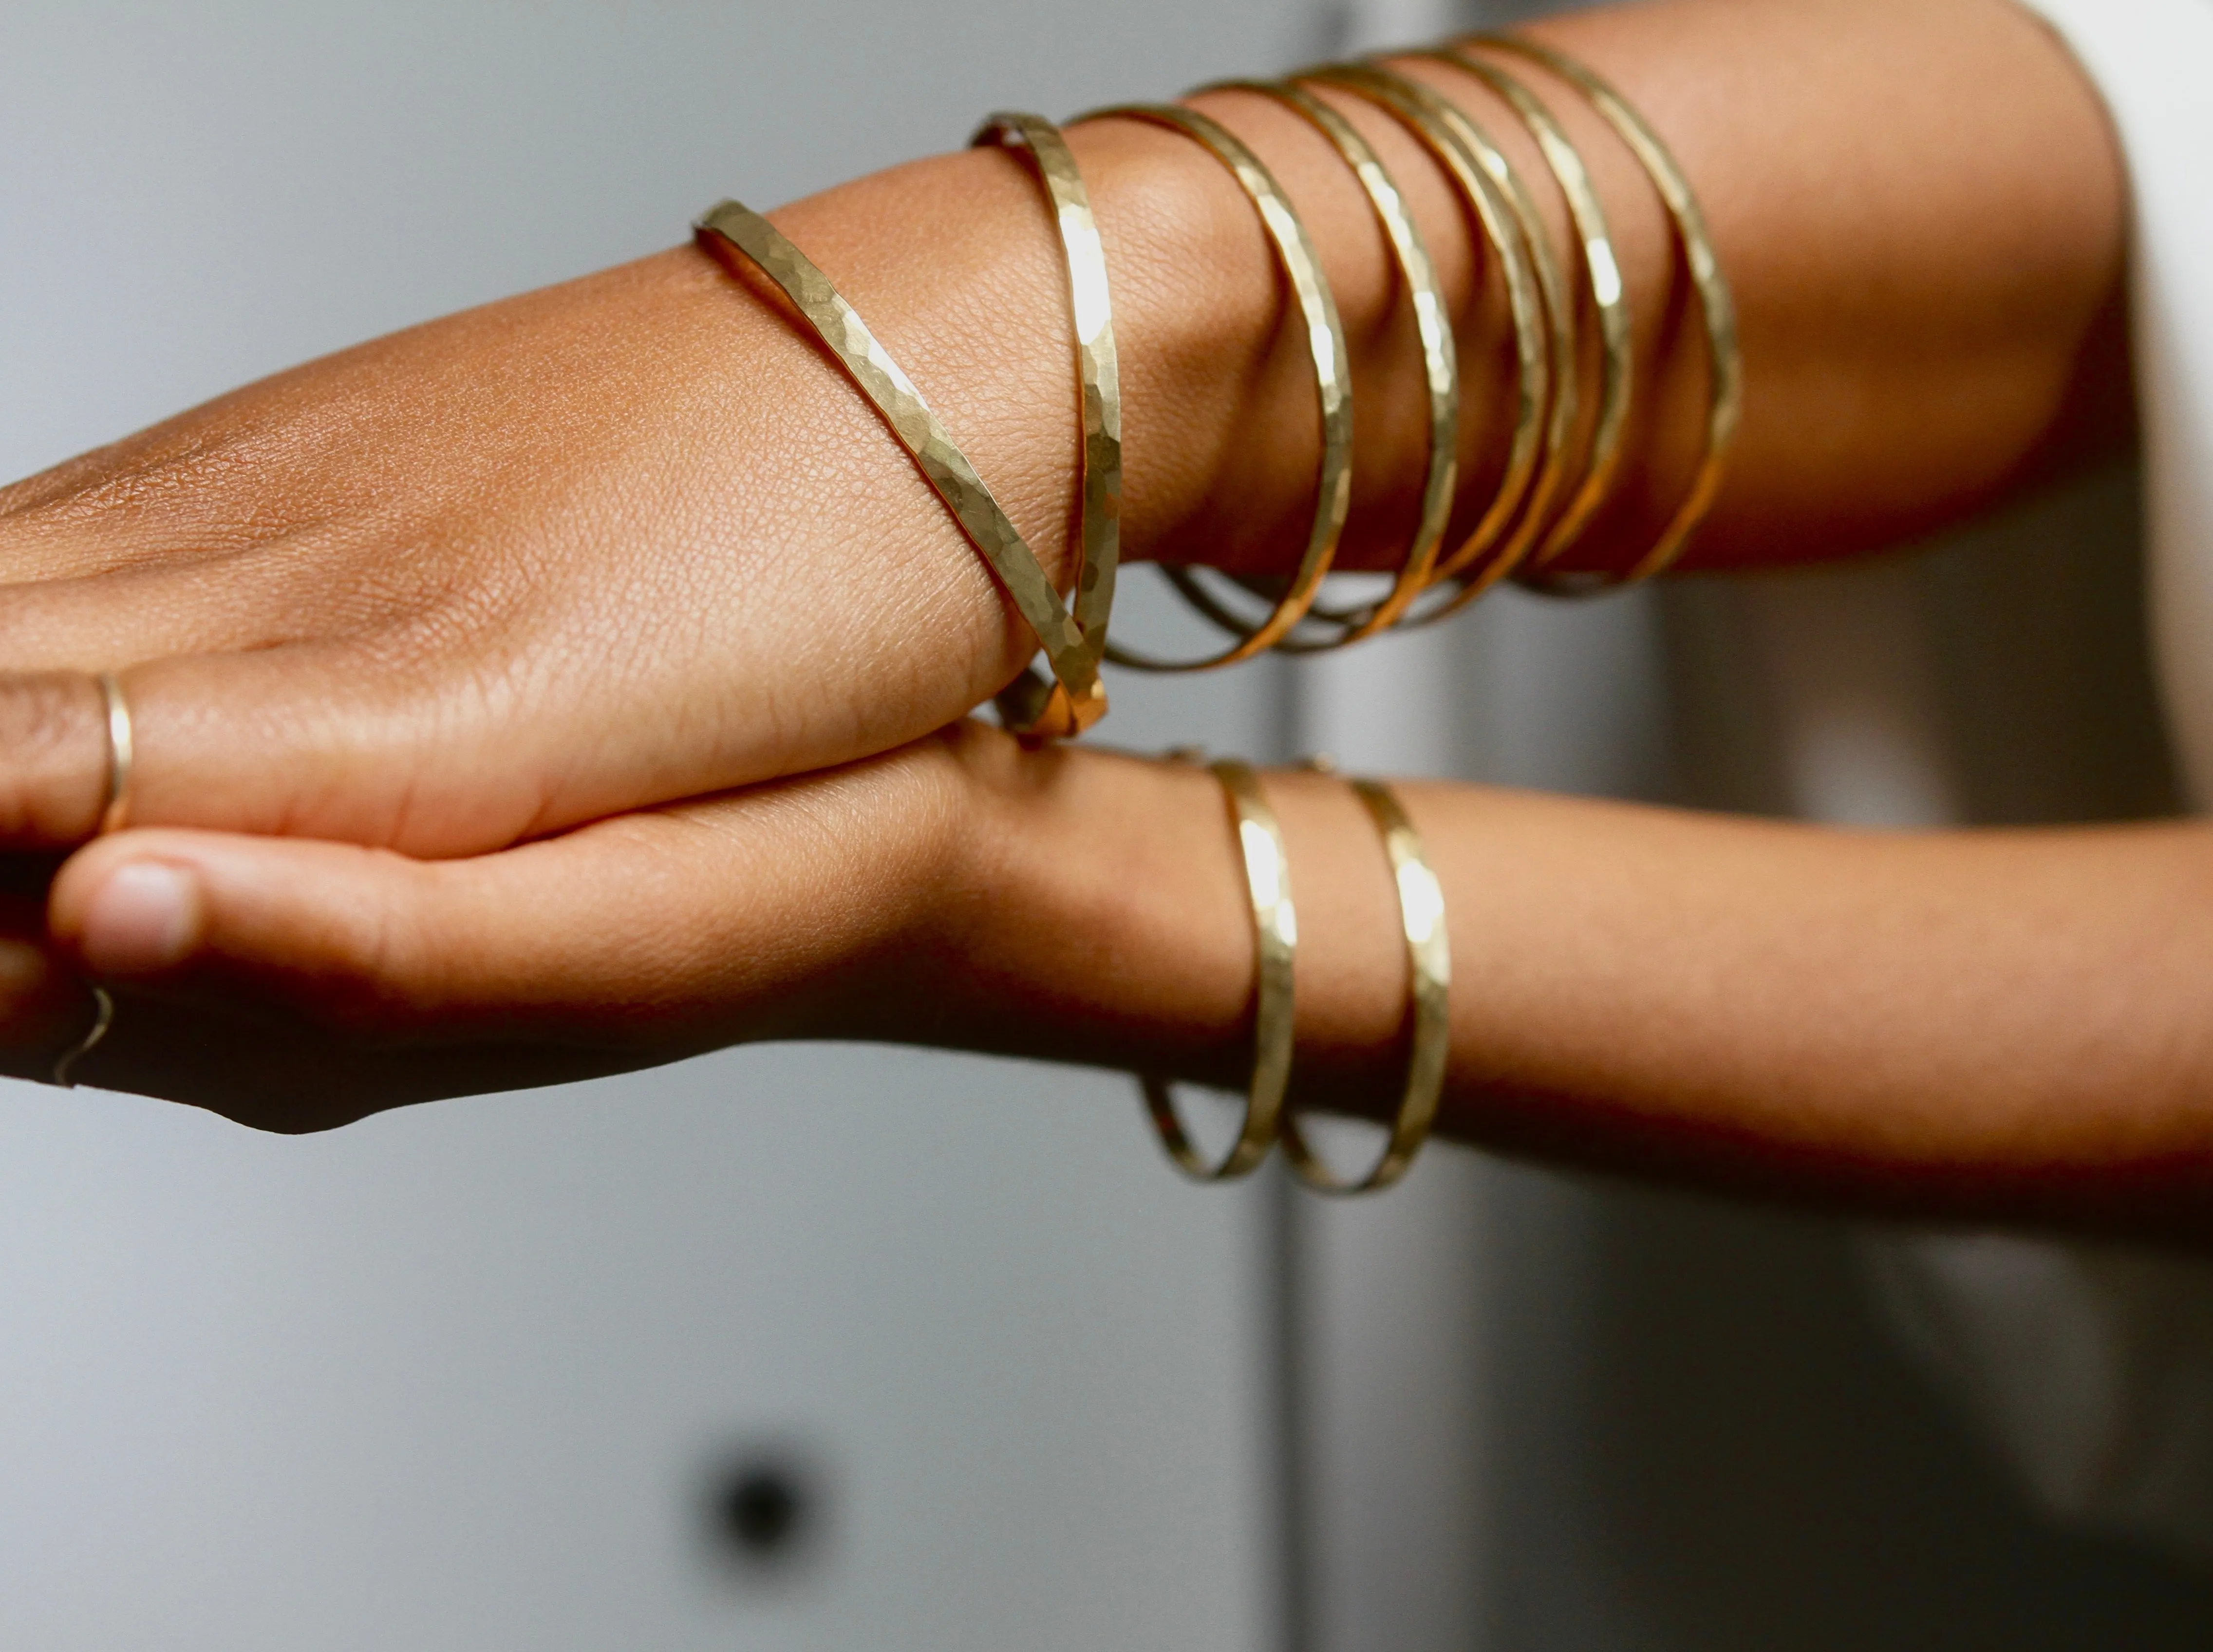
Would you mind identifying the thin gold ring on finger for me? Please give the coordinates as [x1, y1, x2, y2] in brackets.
[95, 671, 134, 837]
[51, 986, 115, 1089]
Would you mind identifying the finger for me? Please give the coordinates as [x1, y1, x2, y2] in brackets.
[0, 881, 103, 1065]
[45, 736, 966, 1113]
[0, 987, 647, 1133]
[0, 536, 395, 671]
[0, 642, 556, 854]
[0, 674, 118, 845]
[0, 416, 259, 585]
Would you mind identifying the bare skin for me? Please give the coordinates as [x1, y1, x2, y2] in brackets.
[4, 0, 2193, 1241]
[0, 0, 2121, 852]
[39, 725, 2213, 1245]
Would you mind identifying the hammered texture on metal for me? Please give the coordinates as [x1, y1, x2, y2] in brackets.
[1139, 758, 1296, 1180]
[972, 110, 1123, 735]
[696, 198, 1095, 713]
[1082, 102, 1354, 672]
[1432, 45, 1635, 570]
[1475, 34, 1742, 583]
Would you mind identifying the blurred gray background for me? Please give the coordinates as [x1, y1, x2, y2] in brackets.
[4, 0, 2212, 1648]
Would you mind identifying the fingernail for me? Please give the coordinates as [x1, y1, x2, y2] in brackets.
[0, 939, 51, 1000]
[79, 861, 201, 975]
[0, 938, 67, 1050]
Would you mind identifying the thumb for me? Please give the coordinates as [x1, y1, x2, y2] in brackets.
[46, 739, 968, 1103]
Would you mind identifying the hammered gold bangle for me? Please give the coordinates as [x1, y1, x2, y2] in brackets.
[1308, 64, 1559, 600]
[1278, 778, 1449, 1194]
[1474, 34, 1742, 585]
[1429, 45, 1633, 571]
[1139, 758, 1295, 1180]
[695, 193, 1107, 731]
[1196, 78, 1459, 648]
[1082, 103, 1353, 672]
[972, 112, 1124, 739]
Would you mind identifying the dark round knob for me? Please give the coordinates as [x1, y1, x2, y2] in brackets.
[717, 1460, 809, 1561]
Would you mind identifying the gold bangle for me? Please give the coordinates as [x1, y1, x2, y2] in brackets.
[1193, 79, 1458, 648]
[972, 112, 1125, 740]
[1279, 778, 1448, 1193]
[694, 195, 1107, 732]
[1427, 46, 1633, 570]
[1139, 758, 1295, 1180]
[1473, 34, 1742, 586]
[1307, 64, 1561, 600]
[1080, 103, 1353, 672]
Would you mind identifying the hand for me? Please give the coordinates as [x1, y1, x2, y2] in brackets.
[21, 726, 992, 1130]
[0, 153, 1125, 859]
[0, 11, 2122, 864]
[0, 100, 1469, 863]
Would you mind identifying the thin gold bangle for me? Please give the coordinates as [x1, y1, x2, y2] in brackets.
[1139, 758, 1295, 1180]
[1192, 79, 1458, 648]
[1279, 778, 1448, 1194]
[1081, 102, 1353, 672]
[1473, 34, 1742, 586]
[1307, 64, 1560, 601]
[972, 112, 1124, 739]
[1427, 46, 1633, 571]
[694, 196, 1107, 731]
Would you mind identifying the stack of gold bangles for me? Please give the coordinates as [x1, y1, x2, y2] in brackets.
[693, 37, 1737, 1191]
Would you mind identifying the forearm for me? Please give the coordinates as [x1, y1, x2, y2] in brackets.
[46, 725, 2213, 1239]
[917, 734, 2213, 1240]
[750, 0, 2125, 590]
[0, 0, 2126, 860]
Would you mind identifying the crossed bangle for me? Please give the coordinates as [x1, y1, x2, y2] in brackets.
[695, 108, 1119, 743]
[686, 51, 1730, 1195]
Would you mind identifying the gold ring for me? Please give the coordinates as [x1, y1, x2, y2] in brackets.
[95, 671, 133, 836]
[1279, 778, 1449, 1193]
[51, 987, 115, 1089]
[1138, 758, 1294, 1180]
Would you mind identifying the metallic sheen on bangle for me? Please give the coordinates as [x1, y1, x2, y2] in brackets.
[1474, 34, 1743, 585]
[1139, 757, 1295, 1181]
[1079, 102, 1353, 671]
[972, 112, 1125, 739]
[1431, 45, 1634, 569]
[1195, 78, 1459, 648]
[95, 671, 134, 836]
[1278, 777, 1449, 1194]
[1308, 64, 1557, 601]
[694, 196, 1108, 732]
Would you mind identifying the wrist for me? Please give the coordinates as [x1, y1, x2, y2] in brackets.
[884, 730, 1419, 1108]
[757, 94, 1511, 595]
[885, 724, 1257, 1080]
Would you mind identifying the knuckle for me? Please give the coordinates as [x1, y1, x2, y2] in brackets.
[0, 674, 102, 843]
